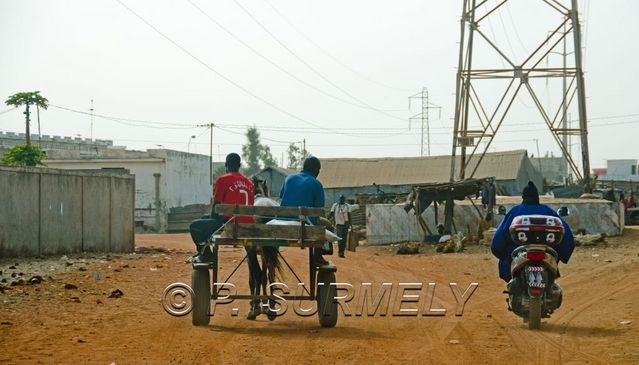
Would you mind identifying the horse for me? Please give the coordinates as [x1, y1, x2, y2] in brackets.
[245, 197, 283, 320]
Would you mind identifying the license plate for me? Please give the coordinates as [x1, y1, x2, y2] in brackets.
[526, 266, 546, 288]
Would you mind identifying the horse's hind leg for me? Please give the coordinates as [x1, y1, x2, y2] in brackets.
[264, 247, 279, 320]
[260, 254, 269, 312]
[245, 248, 262, 319]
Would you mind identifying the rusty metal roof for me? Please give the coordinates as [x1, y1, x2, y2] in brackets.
[319, 150, 528, 188]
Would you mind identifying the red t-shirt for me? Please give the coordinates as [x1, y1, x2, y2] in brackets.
[214, 172, 255, 224]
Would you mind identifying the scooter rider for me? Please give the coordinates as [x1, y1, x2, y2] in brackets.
[491, 181, 575, 283]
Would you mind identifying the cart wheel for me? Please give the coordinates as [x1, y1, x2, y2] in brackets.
[316, 271, 338, 328]
[191, 268, 211, 326]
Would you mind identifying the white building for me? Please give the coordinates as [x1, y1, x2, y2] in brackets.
[598, 159, 639, 182]
[0, 132, 212, 231]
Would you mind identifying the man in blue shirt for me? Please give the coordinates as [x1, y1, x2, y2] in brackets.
[491, 181, 575, 282]
[280, 156, 328, 265]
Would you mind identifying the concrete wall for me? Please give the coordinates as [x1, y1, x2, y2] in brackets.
[162, 150, 211, 208]
[255, 168, 289, 198]
[0, 166, 134, 257]
[514, 155, 544, 195]
[531, 156, 567, 185]
[366, 198, 624, 245]
[45, 149, 211, 232]
[46, 159, 164, 230]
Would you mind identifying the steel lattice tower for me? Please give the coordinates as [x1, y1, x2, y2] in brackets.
[449, 0, 591, 191]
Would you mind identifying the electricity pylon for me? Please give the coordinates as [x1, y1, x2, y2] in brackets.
[448, 0, 591, 190]
[409, 87, 442, 157]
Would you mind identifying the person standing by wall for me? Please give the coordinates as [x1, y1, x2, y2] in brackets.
[329, 195, 352, 258]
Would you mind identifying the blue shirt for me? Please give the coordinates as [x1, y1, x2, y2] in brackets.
[490, 203, 575, 282]
[280, 170, 325, 224]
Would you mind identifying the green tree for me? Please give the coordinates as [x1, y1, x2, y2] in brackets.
[241, 127, 278, 176]
[286, 142, 310, 169]
[5, 91, 49, 146]
[1, 145, 47, 167]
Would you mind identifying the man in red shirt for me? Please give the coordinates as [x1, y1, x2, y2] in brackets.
[190, 153, 254, 263]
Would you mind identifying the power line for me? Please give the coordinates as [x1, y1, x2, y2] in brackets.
[0, 107, 17, 116]
[231, 0, 406, 122]
[186, 0, 404, 114]
[114, 0, 333, 132]
[504, 2, 529, 57]
[49, 104, 198, 130]
[51, 103, 639, 135]
[263, 0, 413, 95]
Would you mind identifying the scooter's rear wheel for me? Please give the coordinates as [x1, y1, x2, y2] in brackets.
[528, 296, 541, 330]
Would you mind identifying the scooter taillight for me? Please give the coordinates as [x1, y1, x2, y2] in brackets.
[526, 252, 546, 261]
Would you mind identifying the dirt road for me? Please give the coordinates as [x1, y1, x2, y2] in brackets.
[1, 229, 638, 364]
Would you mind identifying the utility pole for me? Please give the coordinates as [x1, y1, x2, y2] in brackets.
[197, 122, 215, 186]
[409, 87, 441, 156]
[36, 104, 41, 146]
[302, 138, 306, 161]
[90, 99, 94, 140]
[534, 138, 543, 176]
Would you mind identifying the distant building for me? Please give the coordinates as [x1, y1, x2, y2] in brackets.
[319, 150, 542, 203]
[0, 131, 114, 156]
[253, 150, 543, 205]
[597, 159, 639, 182]
[0, 132, 213, 232]
[592, 168, 607, 176]
[530, 153, 568, 186]
[253, 166, 297, 197]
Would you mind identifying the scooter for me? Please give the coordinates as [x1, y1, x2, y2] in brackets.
[506, 214, 566, 329]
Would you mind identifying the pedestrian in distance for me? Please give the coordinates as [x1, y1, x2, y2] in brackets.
[329, 195, 352, 258]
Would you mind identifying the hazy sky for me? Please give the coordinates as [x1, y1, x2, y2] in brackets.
[1, 0, 637, 171]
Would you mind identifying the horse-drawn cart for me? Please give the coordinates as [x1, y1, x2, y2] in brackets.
[190, 204, 338, 328]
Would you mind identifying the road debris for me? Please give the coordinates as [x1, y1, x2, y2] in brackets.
[108, 289, 124, 298]
[28, 275, 44, 285]
[396, 243, 420, 255]
[575, 233, 606, 247]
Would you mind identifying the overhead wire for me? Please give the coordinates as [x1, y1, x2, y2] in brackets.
[0, 107, 17, 116]
[263, 0, 413, 95]
[504, 2, 529, 57]
[50, 104, 199, 130]
[231, 0, 407, 121]
[116, 0, 409, 138]
[114, 0, 337, 133]
[185, 0, 404, 114]
[50, 103, 639, 136]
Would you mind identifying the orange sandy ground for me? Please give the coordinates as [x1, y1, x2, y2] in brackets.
[1, 229, 638, 364]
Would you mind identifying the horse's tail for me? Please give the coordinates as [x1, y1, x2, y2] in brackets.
[263, 247, 283, 281]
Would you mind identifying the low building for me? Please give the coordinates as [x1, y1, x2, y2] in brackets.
[0, 132, 212, 232]
[44, 149, 211, 232]
[531, 153, 568, 186]
[319, 150, 543, 203]
[253, 166, 297, 197]
[0, 131, 113, 156]
[252, 150, 543, 205]
[599, 159, 639, 181]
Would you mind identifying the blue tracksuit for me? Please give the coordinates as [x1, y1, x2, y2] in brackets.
[279, 170, 325, 224]
[491, 203, 575, 282]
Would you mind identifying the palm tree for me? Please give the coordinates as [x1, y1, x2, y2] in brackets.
[5, 91, 49, 146]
